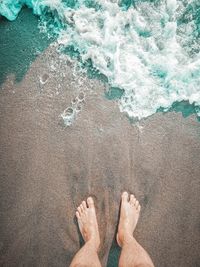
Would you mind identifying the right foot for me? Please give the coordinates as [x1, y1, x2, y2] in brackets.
[117, 192, 141, 247]
[76, 197, 100, 251]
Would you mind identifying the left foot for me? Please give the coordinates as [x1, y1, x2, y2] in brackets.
[76, 197, 100, 251]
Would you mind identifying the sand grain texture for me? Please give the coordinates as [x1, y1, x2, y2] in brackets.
[0, 11, 200, 267]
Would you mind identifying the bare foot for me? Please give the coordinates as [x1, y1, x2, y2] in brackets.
[76, 197, 100, 251]
[117, 192, 141, 247]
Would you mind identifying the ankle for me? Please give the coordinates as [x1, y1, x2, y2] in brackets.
[118, 232, 135, 247]
[85, 238, 100, 252]
[122, 235, 135, 246]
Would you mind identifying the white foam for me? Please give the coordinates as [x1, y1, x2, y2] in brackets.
[1, 0, 200, 119]
[56, 0, 200, 119]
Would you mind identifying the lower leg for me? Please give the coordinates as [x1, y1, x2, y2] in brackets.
[119, 237, 154, 267]
[70, 197, 102, 267]
[117, 192, 154, 267]
[70, 241, 101, 267]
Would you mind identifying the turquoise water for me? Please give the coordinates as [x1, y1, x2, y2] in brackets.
[0, 8, 52, 85]
[1, 0, 200, 120]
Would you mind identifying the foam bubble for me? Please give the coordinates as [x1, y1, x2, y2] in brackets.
[61, 107, 75, 126]
[40, 73, 49, 84]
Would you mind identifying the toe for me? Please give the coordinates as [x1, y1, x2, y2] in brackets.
[82, 201, 87, 209]
[77, 206, 82, 214]
[80, 204, 84, 212]
[122, 191, 129, 202]
[87, 197, 94, 208]
[137, 204, 141, 212]
[135, 200, 139, 208]
[76, 211, 80, 219]
[130, 194, 135, 204]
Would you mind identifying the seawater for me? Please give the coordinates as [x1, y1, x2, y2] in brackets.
[1, 0, 200, 120]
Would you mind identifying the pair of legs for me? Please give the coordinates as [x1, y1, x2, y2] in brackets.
[70, 192, 155, 267]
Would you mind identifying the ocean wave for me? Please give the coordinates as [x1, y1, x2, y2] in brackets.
[1, 0, 200, 120]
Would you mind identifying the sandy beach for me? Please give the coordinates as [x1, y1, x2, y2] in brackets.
[0, 9, 200, 267]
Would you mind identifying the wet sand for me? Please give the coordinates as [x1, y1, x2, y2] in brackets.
[1, 11, 200, 267]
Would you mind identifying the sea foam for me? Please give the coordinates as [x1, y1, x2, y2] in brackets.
[1, 0, 200, 120]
